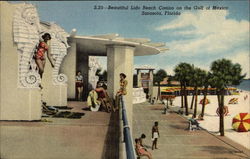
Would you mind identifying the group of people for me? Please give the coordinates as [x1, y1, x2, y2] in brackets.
[35, 33, 128, 113]
[135, 121, 160, 159]
[87, 81, 112, 112]
[76, 72, 128, 113]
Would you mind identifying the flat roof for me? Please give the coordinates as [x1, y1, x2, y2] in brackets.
[69, 34, 168, 56]
[135, 68, 155, 70]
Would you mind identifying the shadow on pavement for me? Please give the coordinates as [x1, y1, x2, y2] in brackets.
[202, 145, 242, 154]
[169, 124, 187, 130]
[101, 111, 119, 159]
[201, 146, 250, 159]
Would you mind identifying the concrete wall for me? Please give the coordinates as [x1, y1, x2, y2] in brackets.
[148, 70, 154, 97]
[0, 2, 41, 120]
[107, 45, 134, 126]
[133, 88, 146, 104]
[60, 42, 76, 99]
[152, 86, 159, 100]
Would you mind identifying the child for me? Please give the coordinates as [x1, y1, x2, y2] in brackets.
[138, 133, 146, 148]
[152, 121, 159, 150]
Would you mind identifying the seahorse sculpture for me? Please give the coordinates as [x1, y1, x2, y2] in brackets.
[40, 23, 70, 85]
[89, 56, 101, 89]
[13, 3, 41, 88]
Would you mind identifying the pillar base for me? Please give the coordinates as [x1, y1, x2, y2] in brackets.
[0, 89, 42, 121]
[42, 84, 67, 107]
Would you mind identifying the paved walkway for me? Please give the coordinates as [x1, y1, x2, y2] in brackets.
[0, 101, 119, 159]
[132, 102, 250, 159]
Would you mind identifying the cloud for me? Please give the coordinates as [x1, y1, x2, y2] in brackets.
[156, 10, 249, 56]
[161, 51, 249, 79]
[226, 51, 250, 79]
[164, 67, 174, 76]
[156, 12, 198, 31]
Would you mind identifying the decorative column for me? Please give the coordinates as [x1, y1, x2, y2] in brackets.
[61, 41, 76, 99]
[0, 2, 41, 120]
[89, 56, 101, 90]
[107, 45, 135, 126]
[42, 58, 67, 106]
[41, 23, 69, 106]
[137, 69, 142, 87]
[148, 70, 154, 97]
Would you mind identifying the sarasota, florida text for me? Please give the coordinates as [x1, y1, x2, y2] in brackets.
[93, 5, 229, 16]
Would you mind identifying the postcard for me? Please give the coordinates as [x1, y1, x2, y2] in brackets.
[0, 1, 249, 159]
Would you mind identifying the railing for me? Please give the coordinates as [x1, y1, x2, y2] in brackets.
[119, 96, 136, 159]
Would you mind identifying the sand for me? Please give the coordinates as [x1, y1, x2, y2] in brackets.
[171, 90, 250, 149]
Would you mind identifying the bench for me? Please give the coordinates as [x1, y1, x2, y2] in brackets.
[188, 118, 200, 131]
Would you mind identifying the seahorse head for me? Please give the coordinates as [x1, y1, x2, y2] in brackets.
[21, 4, 41, 32]
[51, 24, 69, 48]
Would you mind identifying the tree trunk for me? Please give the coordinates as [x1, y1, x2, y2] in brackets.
[200, 86, 208, 118]
[181, 83, 184, 108]
[219, 90, 225, 136]
[190, 93, 195, 109]
[166, 99, 169, 109]
[184, 82, 189, 115]
[193, 87, 198, 118]
[157, 82, 160, 100]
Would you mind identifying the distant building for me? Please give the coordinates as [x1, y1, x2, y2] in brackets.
[160, 77, 180, 85]
[135, 66, 155, 98]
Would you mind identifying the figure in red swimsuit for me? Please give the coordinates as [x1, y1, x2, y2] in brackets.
[34, 33, 55, 79]
[95, 82, 112, 113]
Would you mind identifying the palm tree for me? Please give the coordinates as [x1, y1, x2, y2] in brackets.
[210, 59, 245, 136]
[189, 67, 206, 118]
[174, 63, 193, 115]
[190, 93, 195, 109]
[153, 69, 167, 100]
[189, 65, 196, 110]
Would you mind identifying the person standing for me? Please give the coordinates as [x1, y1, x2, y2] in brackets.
[76, 71, 84, 101]
[152, 121, 160, 150]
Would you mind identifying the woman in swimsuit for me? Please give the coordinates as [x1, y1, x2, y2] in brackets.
[114, 73, 128, 112]
[76, 71, 84, 101]
[35, 33, 55, 79]
[95, 82, 111, 112]
[135, 138, 152, 159]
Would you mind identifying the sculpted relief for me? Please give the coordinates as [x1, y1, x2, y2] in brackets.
[13, 3, 69, 88]
[13, 3, 41, 88]
[40, 23, 70, 85]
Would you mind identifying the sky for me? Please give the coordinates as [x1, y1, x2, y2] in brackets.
[14, 1, 249, 78]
